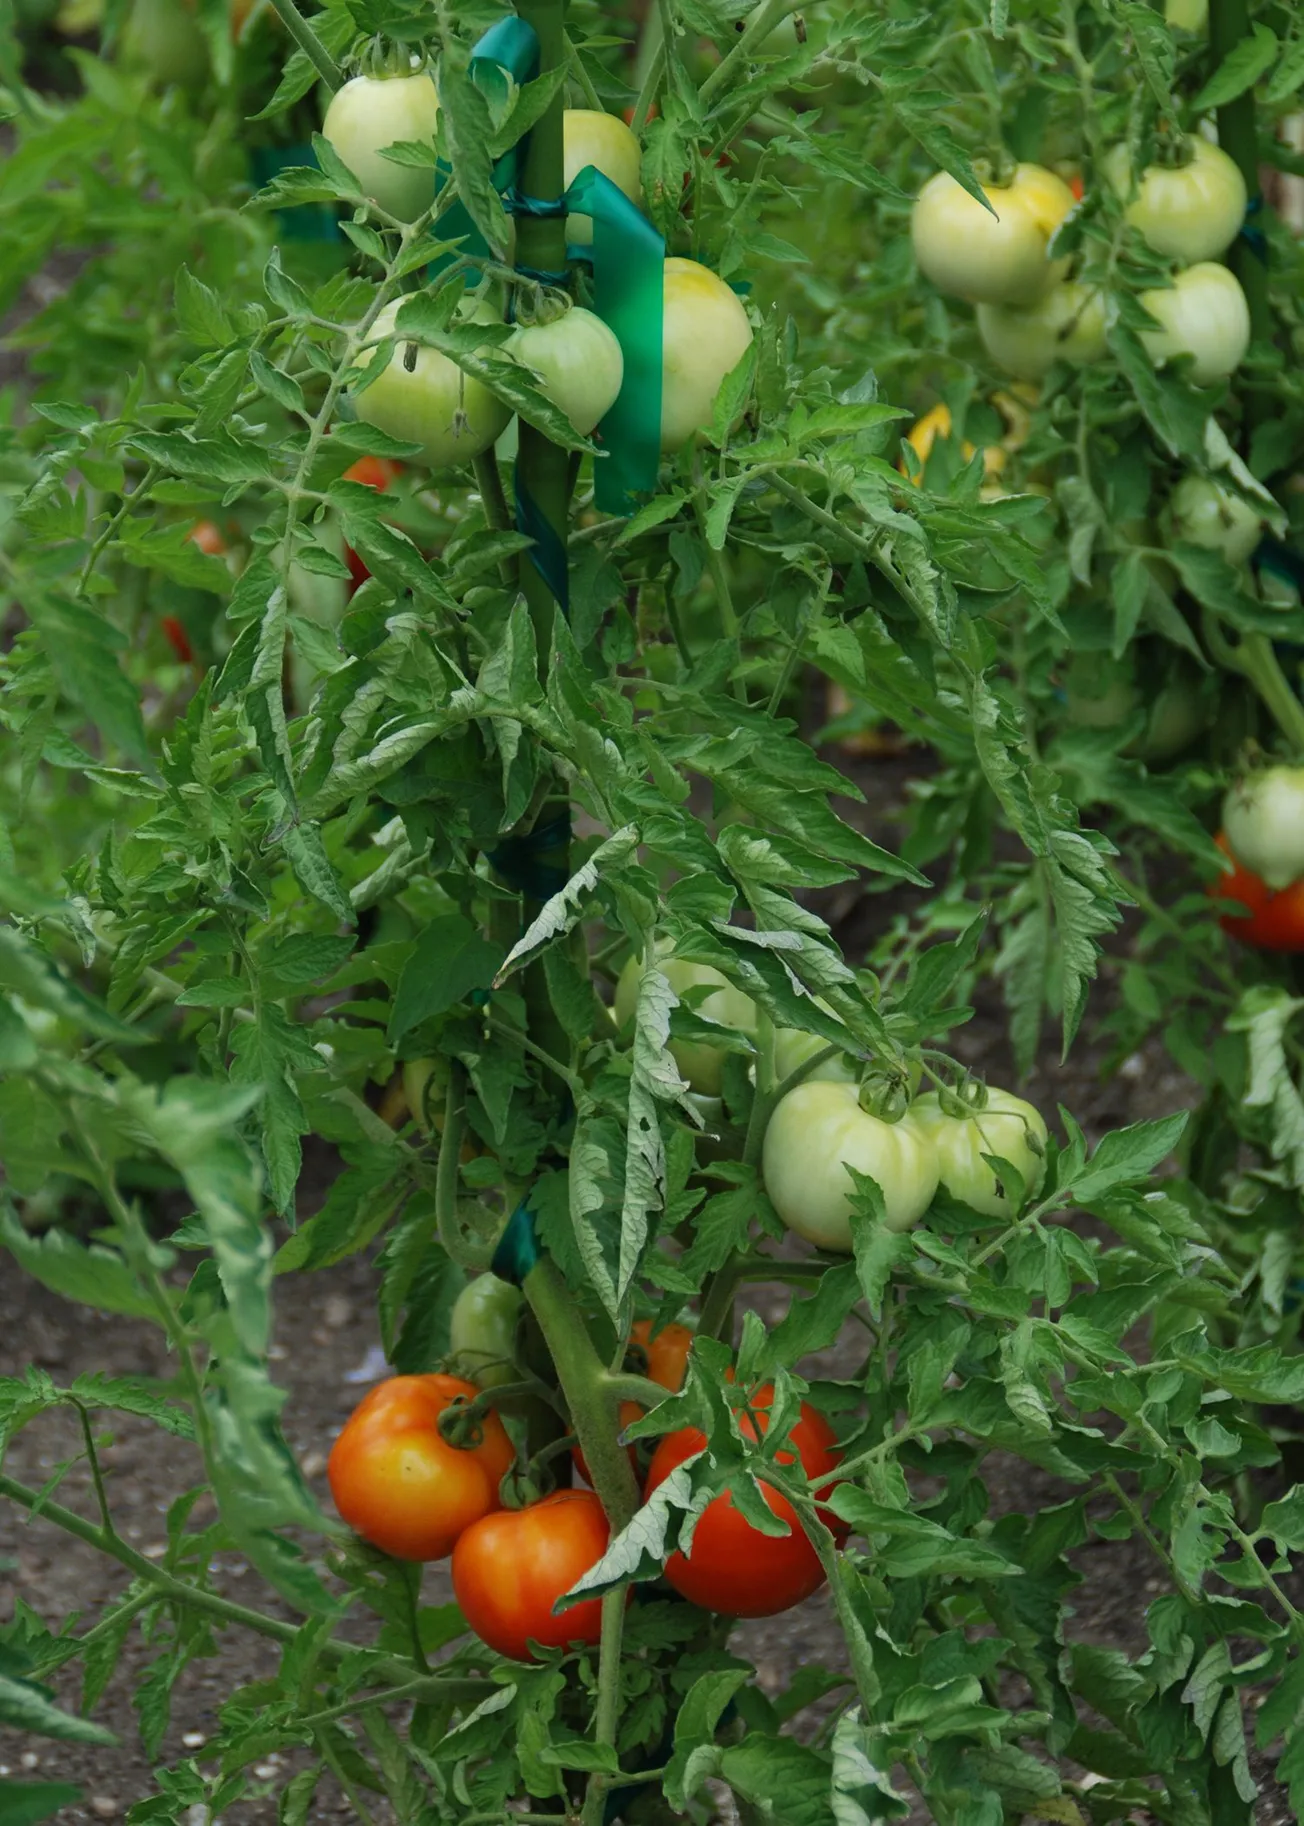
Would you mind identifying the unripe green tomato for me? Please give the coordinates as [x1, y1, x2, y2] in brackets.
[911, 164, 1075, 307]
[660, 258, 754, 452]
[1223, 768, 1304, 892]
[976, 282, 1107, 382]
[119, 0, 207, 86]
[323, 72, 441, 223]
[1065, 662, 1140, 731]
[1139, 666, 1213, 763]
[614, 950, 756, 1095]
[449, 1273, 523, 1389]
[563, 109, 642, 246]
[353, 301, 511, 470]
[1166, 0, 1207, 27]
[1103, 138, 1245, 264]
[910, 1088, 1047, 1218]
[762, 1081, 939, 1250]
[771, 1025, 856, 1084]
[506, 307, 624, 435]
[403, 1056, 449, 1135]
[1164, 475, 1262, 567]
[1137, 262, 1250, 387]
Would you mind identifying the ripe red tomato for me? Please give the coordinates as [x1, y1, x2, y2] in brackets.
[160, 615, 193, 663]
[572, 1319, 693, 1486]
[341, 456, 402, 594]
[327, 1373, 514, 1562]
[643, 1387, 843, 1618]
[452, 1489, 610, 1661]
[1211, 832, 1304, 952]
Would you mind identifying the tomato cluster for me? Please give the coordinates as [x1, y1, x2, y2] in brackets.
[1213, 769, 1304, 951]
[320, 87, 754, 468]
[763, 1080, 1048, 1251]
[911, 136, 1249, 390]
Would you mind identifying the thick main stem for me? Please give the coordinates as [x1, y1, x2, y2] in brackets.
[512, 0, 572, 656]
[1207, 0, 1272, 353]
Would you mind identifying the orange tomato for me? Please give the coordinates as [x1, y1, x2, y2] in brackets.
[188, 519, 226, 556]
[341, 456, 402, 594]
[327, 1373, 514, 1561]
[644, 1387, 843, 1618]
[901, 403, 1006, 485]
[452, 1489, 610, 1661]
[630, 1318, 693, 1393]
[1211, 831, 1304, 952]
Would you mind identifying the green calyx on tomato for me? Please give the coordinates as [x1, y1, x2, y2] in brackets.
[644, 1387, 844, 1618]
[562, 110, 643, 246]
[976, 281, 1107, 383]
[1222, 767, 1304, 893]
[353, 300, 511, 470]
[322, 71, 442, 223]
[1137, 262, 1250, 387]
[1164, 474, 1262, 568]
[660, 258, 754, 453]
[327, 1373, 515, 1562]
[452, 1489, 610, 1661]
[449, 1273, 523, 1390]
[762, 1080, 939, 1250]
[910, 1086, 1048, 1217]
[506, 304, 624, 436]
[1103, 137, 1246, 265]
[912, 163, 1076, 307]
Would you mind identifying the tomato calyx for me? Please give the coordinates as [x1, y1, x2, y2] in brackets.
[356, 36, 423, 80]
[856, 1067, 913, 1124]
[933, 1076, 989, 1121]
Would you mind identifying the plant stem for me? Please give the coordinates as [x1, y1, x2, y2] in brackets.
[1201, 612, 1304, 753]
[1207, 0, 1272, 354]
[264, 0, 343, 91]
[698, 0, 800, 107]
[563, 28, 603, 109]
[511, 0, 572, 658]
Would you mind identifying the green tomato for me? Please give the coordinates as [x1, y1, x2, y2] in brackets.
[449, 1273, 523, 1390]
[1223, 767, 1304, 892]
[1064, 656, 1141, 731]
[771, 1024, 857, 1084]
[762, 1081, 939, 1250]
[1138, 262, 1250, 386]
[506, 306, 624, 435]
[1164, 474, 1262, 567]
[660, 258, 754, 453]
[118, 0, 207, 86]
[1138, 666, 1213, 763]
[563, 110, 642, 247]
[614, 949, 757, 1095]
[910, 1088, 1047, 1218]
[911, 163, 1075, 307]
[322, 72, 442, 223]
[1166, 0, 1207, 27]
[353, 300, 511, 470]
[1103, 137, 1245, 265]
[976, 282, 1107, 382]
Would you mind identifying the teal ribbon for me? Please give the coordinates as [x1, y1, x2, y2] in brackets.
[488, 810, 572, 897]
[430, 17, 541, 270]
[248, 144, 341, 242]
[490, 1197, 541, 1286]
[565, 166, 665, 517]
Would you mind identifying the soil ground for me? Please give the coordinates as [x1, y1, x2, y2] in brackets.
[0, 729, 1294, 1826]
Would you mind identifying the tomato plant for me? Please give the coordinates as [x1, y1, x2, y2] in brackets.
[327, 1373, 515, 1561]
[6, 0, 1304, 1822]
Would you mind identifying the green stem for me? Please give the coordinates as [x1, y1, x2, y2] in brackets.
[581, 1588, 628, 1826]
[511, 0, 572, 658]
[563, 29, 604, 109]
[1207, 0, 1272, 357]
[603, 1372, 674, 1409]
[1202, 612, 1304, 753]
[698, 0, 801, 107]
[435, 1061, 491, 1270]
[264, 0, 343, 90]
